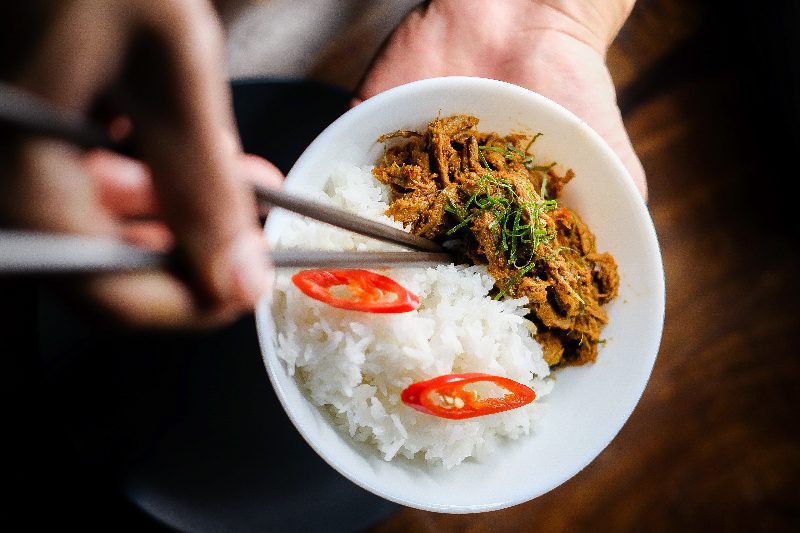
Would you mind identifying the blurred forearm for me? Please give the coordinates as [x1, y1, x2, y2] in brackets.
[431, 0, 636, 54]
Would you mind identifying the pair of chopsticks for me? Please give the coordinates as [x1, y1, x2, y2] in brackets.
[0, 82, 452, 275]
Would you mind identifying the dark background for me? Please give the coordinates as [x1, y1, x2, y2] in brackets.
[3, 0, 799, 531]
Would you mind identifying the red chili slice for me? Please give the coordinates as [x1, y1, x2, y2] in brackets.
[401, 373, 536, 420]
[291, 269, 420, 313]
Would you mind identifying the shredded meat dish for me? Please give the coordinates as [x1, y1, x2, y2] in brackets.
[373, 115, 619, 366]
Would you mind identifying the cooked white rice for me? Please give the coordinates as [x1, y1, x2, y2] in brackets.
[272, 163, 553, 469]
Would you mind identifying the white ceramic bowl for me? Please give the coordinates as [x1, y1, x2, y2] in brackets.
[256, 77, 664, 513]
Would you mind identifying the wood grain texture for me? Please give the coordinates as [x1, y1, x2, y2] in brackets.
[371, 1, 800, 531]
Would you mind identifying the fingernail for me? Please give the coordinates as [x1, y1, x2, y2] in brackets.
[87, 150, 148, 188]
[217, 232, 270, 306]
[113, 158, 147, 187]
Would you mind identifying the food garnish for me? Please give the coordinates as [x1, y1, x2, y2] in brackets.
[401, 373, 536, 420]
[291, 269, 420, 313]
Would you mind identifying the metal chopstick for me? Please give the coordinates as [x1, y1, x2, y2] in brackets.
[270, 249, 449, 268]
[253, 186, 444, 253]
[0, 231, 451, 276]
[0, 81, 111, 148]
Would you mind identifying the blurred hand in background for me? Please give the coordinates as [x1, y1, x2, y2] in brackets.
[0, 1, 283, 327]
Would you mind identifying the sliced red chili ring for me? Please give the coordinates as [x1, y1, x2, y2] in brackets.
[291, 269, 420, 313]
[401, 373, 536, 420]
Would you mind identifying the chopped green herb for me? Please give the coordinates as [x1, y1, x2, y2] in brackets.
[524, 132, 543, 153]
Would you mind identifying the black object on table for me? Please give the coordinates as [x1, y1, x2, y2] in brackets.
[4, 79, 398, 532]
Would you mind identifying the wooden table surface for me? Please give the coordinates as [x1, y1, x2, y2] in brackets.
[371, 1, 800, 531]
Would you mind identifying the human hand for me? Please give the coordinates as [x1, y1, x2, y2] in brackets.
[355, 0, 646, 200]
[75, 149, 283, 326]
[0, 1, 281, 327]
